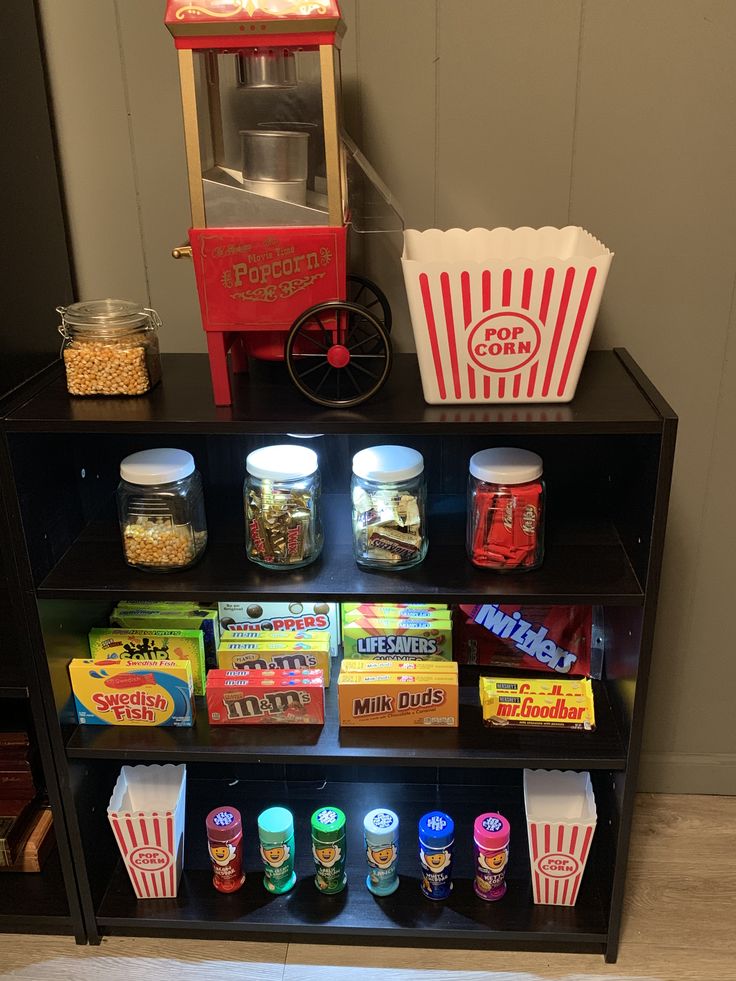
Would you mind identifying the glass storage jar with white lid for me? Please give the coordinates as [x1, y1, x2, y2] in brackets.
[466, 447, 545, 571]
[117, 449, 207, 572]
[351, 445, 427, 570]
[57, 299, 162, 396]
[245, 444, 322, 569]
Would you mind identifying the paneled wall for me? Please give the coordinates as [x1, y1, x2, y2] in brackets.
[38, 0, 736, 793]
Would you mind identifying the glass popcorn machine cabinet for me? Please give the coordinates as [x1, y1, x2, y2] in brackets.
[165, 0, 401, 407]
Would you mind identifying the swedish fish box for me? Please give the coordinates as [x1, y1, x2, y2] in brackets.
[110, 602, 220, 671]
[89, 628, 206, 696]
[207, 670, 325, 725]
[69, 659, 194, 726]
[216, 640, 331, 686]
[480, 676, 595, 731]
[338, 671, 458, 727]
[342, 618, 453, 661]
[218, 601, 340, 657]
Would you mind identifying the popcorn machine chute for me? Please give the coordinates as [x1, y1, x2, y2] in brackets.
[165, 0, 401, 407]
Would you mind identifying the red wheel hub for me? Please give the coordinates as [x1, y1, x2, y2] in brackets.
[327, 344, 351, 369]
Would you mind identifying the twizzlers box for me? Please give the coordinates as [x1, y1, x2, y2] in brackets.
[523, 769, 597, 907]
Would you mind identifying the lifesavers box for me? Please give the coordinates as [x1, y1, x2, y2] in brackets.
[402, 226, 613, 404]
[69, 660, 194, 726]
[342, 618, 453, 661]
[523, 769, 597, 907]
[108, 764, 187, 900]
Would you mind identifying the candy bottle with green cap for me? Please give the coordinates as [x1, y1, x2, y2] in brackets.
[311, 806, 347, 894]
[364, 808, 399, 896]
[257, 806, 296, 894]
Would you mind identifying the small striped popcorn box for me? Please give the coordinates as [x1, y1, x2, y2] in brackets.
[523, 768, 597, 906]
[107, 764, 186, 899]
[402, 227, 613, 404]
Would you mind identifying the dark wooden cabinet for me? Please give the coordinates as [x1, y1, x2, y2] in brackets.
[0, 1, 84, 941]
[0, 349, 675, 960]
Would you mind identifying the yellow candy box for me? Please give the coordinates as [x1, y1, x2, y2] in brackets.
[216, 640, 331, 686]
[69, 659, 195, 726]
[88, 627, 206, 695]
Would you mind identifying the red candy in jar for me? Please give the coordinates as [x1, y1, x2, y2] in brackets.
[206, 806, 245, 893]
[473, 811, 510, 901]
[467, 448, 545, 571]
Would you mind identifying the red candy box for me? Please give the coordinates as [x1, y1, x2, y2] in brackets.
[206, 669, 325, 725]
[455, 604, 597, 677]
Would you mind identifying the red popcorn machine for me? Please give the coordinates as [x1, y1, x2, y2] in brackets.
[164, 0, 400, 407]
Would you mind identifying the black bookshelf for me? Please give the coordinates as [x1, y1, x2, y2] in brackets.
[0, 348, 676, 960]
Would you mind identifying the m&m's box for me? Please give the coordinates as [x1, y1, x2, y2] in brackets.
[207, 669, 325, 725]
[216, 637, 331, 686]
[69, 660, 195, 726]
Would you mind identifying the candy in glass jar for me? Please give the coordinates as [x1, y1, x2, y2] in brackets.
[467, 448, 544, 571]
[351, 445, 427, 570]
[206, 806, 245, 894]
[245, 445, 322, 569]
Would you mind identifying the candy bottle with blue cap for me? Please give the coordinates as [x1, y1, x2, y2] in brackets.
[418, 811, 454, 900]
[364, 808, 399, 896]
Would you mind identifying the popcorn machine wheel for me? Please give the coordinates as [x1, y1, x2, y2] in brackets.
[165, 1, 401, 409]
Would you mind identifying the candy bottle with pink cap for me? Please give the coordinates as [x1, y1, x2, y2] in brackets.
[473, 812, 510, 901]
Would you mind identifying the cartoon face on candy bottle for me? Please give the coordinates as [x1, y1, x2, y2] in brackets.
[261, 842, 290, 868]
[366, 843, 397, 869]
[479, 847, 508, 874]
[208, 841, 236, 867]
[313, 843, 342, 868]
[421, 848, 451, 873]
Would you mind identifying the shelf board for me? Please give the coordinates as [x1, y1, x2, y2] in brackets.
[0, 848, 72, 931]
[0, 686, 29, 699]
[38, 506, 643, 606]
[66, 673, 626, 770]
[5, 350, 663, 435]
[95, 778, 609, 951]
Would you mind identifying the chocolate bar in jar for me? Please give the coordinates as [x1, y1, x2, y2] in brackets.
[466, 448, 545, 571]
[351, 446, 428, 570]
[244, 446, 323, 570]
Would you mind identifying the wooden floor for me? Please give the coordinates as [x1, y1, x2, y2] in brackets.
[0, 794, 733, 980]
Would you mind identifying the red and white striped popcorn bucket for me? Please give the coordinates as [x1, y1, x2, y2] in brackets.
[523, 768, 597, 907]
[107, 764, 187, 900]
[402, 227, 613, 404]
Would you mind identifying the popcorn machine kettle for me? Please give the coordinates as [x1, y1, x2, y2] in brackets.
[164, 0, 401, 407]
